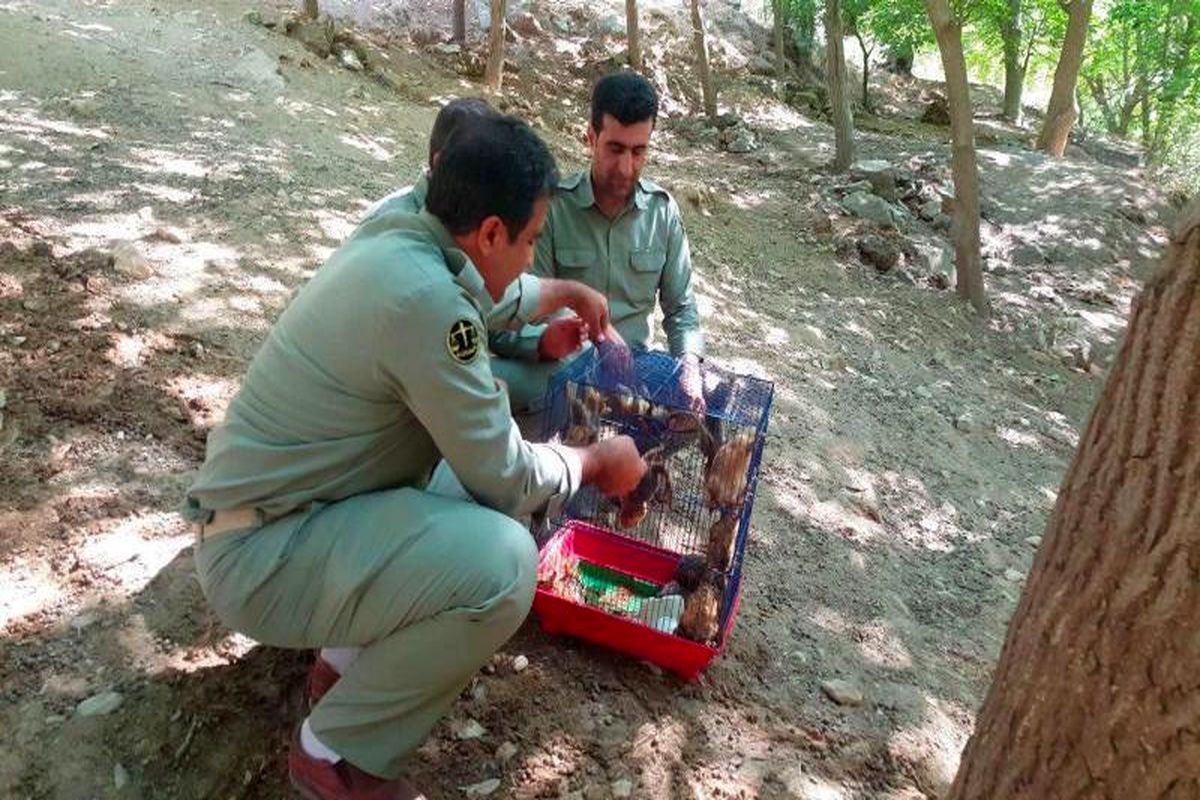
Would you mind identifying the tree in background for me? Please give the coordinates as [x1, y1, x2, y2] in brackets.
[859, 0, 932, 77]
[948, 199, 1200, 799]
[774, 0, 788, 77]
[1081, 1, 1200, 161]
[1037, 0, 1093, 156]
[453, 0, 466, 43]
[923, 0, 986, 311]
[484, 0, 507, 91]
[842, 0, 877, 113]
[826, 0, 856, 169]
[975, 0, 1065, 124]
[691, 0, 718, 118]
[626, 0, 643, 71]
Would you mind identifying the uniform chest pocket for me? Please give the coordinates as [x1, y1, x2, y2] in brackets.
[630, 248, 667, 273]
[557, 248, 596, 273]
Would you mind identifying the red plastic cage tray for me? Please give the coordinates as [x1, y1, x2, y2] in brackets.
[533, 519, 742, 681]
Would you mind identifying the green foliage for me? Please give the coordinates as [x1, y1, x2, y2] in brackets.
[778, 0, 819, 59]
[1080, 0, 1200, 182]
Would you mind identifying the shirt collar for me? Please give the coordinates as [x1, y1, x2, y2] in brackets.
[568, 170, 648, 213]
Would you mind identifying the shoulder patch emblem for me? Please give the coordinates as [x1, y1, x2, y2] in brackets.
[447, 318, 482, 364]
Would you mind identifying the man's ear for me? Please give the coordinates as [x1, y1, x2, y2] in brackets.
[477, 215, 507, 255]
[586, 123, 598, 149]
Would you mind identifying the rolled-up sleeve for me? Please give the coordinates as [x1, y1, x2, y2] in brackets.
[380, 283, 579, 518]
[659, 199, 704, 357]
[486, 273, 542, 332]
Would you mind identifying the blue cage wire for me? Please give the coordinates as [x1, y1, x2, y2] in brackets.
[540, 343, 775, 639]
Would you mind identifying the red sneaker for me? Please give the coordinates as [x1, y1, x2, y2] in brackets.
[307, 656, 340, 705]
[289, 730, 426, 800]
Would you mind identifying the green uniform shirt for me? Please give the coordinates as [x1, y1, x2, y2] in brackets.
[491, 170, 703, 361]
[185, 210, 580, 523]
[362, 172, 429, 223]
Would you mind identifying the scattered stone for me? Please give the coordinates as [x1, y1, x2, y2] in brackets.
[230, 47, 285, 93]
[287, 16, 335, 59]
[0, 389, 6, 409]
[953, 413, 974, 433]
[78, 247, 114, 272]
[471, 682, 487, 703]
[512, 654, 529, 673]
[748, 54, 775, 75]
[495, 741, 518, 763]
[821, 679, 864, 707]
[611, 778, 634, 798]
[244, 9, 280, 27]
[594, 15, 625, 36]
[112, 242, 155, 280]
[460, 778, 501, 797]
[432, 42, 463, 56]
[190, 342, 205, 359]
[851, 160, 898, 202]
[1025, 535, 1043, 547]
[113, 763, 130, 789]
[720, 125, 757, 154]
[44, 714, 66, 725]
[914, 385, 933, 400]
[921, 93, 951, 126]
[22, 297, 49, 313]
[841, 191, 903, 228]
[77, 691, 123, 717]
[857, 235, 900, 272]
[68, 97, 101, 118]
[1004, 568, 1026, 583]
[456, 719, 487, 740]
[70, 611, 99, 631]
[918, 199, 942, 221]
[146, 226, 184, 244]
[507, 11, 543, 38]
[1010, 241, 1046, 267]
[31, 239, 53, 257]
[338, 47, 364, 72]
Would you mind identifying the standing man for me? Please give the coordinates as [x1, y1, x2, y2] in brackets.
[184, 116, 645, 799]
[491, 71, 706, 412]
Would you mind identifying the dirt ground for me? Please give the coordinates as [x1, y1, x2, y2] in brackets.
[0, 0, 1178, 798]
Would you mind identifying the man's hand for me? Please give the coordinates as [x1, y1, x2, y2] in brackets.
[538, 317, 588, 361]
[578, 435, 646, 498]
[565, 283, 611, 343]
[679, 353, 706, 413]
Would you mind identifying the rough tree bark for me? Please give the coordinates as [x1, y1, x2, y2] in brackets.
[1037, 0, 1094, 157]
[453, 0, 466, 43]
[303, 0, 319, 18]
[1001, 0, 1025, 123]
[626, 0, 642, 71]
[825, 0, 855, 171]
[923, 0, 985, 311]
[484, 0, 507, 91]
[690, 0, 717, 119]
[948, 198, 1200, 800]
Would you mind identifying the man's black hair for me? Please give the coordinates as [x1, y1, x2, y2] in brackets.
[428, 97, 495, 168]
[426, 114, 559, 241]
[590, 71, 659, 133]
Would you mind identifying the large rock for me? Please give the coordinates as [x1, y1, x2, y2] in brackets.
[857, 235, 901, 272]
[921, 93, 951, 126]
[1010, 241, 1046, 267]
[720, 125, 757, 154]
[821, 679, 865, 707]
[230, 48, 285, 93]
[287, 16, 335, 59]
[842, 191, 904, 228]
[748, 54, 776, 75]
[77, 691, 123, 717]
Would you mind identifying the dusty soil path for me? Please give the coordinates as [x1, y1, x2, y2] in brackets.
[0, 0, 1172, 798]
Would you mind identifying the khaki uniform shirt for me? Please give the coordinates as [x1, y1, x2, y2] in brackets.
[491, 171, 703, 360]
[185, 210, 580, 522]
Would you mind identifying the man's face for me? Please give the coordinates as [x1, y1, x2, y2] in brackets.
[476, 197, 549, 302]
[587, 113, 654, 203]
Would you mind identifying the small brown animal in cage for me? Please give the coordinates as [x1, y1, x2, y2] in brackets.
[563, 386, 606, 446]
[678, 573, 724, 644]
[617, 448, 673, 529]
[660, 554, 707, 597]
[704, 431, 755, 509]
[608, 385, 652, 418]
[706, 510, 739, 572]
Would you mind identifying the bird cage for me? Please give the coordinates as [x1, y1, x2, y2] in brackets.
[533, 343, 774, 680]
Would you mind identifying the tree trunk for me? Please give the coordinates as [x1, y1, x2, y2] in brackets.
[1001, 0, 1025, 124]
[774, 0, 787, 78]
[452, 0, 466, 43]
[825, 0, 855, 171]
[948, 198, 1200, 799]
[1037, 0, 1094, 157]
[303, 0, 319, 18]
[484, 0, 507, 92]
[626, 0, 642, 71]
[854, 31, 872, 113]
[690, 0, 717, 119]
[923, 0, 986, 312]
